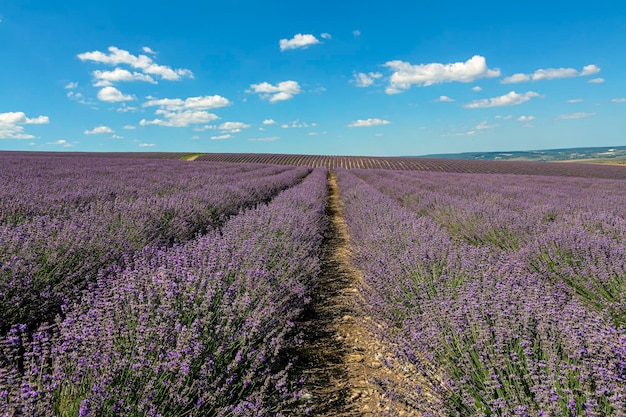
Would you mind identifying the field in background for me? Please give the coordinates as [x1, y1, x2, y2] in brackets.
[3, 150, 626, 178]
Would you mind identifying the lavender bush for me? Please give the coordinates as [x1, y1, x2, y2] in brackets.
[0, 156, 309, 332]
[336, 169, 625, 416]
[0, 167, 328, 416]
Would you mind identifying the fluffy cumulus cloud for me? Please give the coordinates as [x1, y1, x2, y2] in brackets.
[501, 64, 601, 84]
[472, 86, 482, 92]
[279, 34, 320, 51]
[97, 86, 135, 102]
[218, 122, 251, 133]
[383, 55, 500, 94]
[140, 110, 219, 127]
[556, 112, 596, 120]
[262, 119, 276, 125]
[588, 78, 605, 84]
[249, 81, 301, 102]
[517, 115, 536, 121]
[84, 125, 114, 135]
[612, 98, 626, 103]
[92, 68, 156, 87]
[464, 91, 540, 108]
[347, 118, 391, 127]
[353, 72, 383, 87]
[143, 95, 231, 111]
[140, 95, 231, 127]
[437, 95, 455, 102]
[0, 112, 49, 139]
[77, 46, 193, 81]
[320, 33, 332, 39]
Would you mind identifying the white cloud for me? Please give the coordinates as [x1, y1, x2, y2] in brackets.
[320, 33, 332, 39]
[248, 136, 280, 142]
[139, 95, 230, 128]
[123, 125, 136, 130]
[501, 64, 601, 84]
[556, 112, 596, 120]
[384, 55, 500, 94]
[279, 34, 320, 51]
[532, 68, 578, 81]
[281, 121, 316, 128]
[67, 91, 83, 99]
[262, 119, 276, 125]
[517, 115, 536, 121]
[112, 135, 123, 139]
[464, 91, 540, 108]
[249, 81, 301, 102]
[64, 82, 78, 89]
[138, 143, 155, 147]
[443, 130, 477, 137]
[347, 118, 391, 127]
[97, 86, 134, 102]
[567, 98, 583, 103]
[353, 30, 361, 37]
[116, 105, 138, 112]
[140, 110, 219, 127]
[437, 95, 455, 102]
[612, 98, 626, 103]
[353, 72, 382, 87]
[77, 46, 193, 80]
[218, 121, 251, 133]
[142, 46, 157, 55]
[501, 73, 531, 84]
[588, 78, 605, 84]
[0, 112, 49, 125]
[581, 64, 601, 76]
[211, 134, 233, 140]
[476, 121, 496, 129]
[472, 86, 482, 92]
[0, 112, 50, 139]
[84, 125, 114, 135]
[143, 95, 231, 111]
[47, 139, 72, 147]
[193, 125, 217, 132]
[92, 68, 156, 86]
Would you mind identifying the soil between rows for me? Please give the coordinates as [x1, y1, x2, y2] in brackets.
[292, 173, 420, 416]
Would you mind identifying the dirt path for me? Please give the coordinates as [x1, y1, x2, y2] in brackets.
[293, 173, 421, 416]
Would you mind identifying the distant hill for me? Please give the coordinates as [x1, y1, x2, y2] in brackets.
[417, 146, 626, 162]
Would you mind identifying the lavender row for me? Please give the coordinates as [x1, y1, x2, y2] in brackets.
[335, 169, 625, 416]
[0, 156, 311, 332]
[0, 168, 328, 417]
[0, 155, 300, 224]
[351, 169, 626, 248]
[350, 169, 626, 326]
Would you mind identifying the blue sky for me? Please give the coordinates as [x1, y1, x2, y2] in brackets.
[1, 1, 625, 156]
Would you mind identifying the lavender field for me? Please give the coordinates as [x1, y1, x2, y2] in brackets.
[338, 169, 626, 416]
[1, 153, 625, 416]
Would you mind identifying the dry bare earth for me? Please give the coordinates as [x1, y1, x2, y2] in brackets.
[291, 174, 421, 416]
